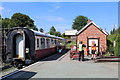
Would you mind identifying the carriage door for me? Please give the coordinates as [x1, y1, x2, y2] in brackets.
[15, 33, 25, 58]
[88, 38, 99, 54]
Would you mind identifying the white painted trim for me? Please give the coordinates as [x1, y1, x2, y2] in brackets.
[44, 38, 47, 48]
[77, 21, 108, 35]
[39, 37, 41, 49]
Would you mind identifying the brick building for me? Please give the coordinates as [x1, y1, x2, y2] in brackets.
[77, 21, 108, 55]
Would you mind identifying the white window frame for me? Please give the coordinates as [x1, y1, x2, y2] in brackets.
[35, 36, 40, 50]
[46, 38, 50, 48]
[41, 37, 45, 49]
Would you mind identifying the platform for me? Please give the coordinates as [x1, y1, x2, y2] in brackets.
[1, 50, 119, 79]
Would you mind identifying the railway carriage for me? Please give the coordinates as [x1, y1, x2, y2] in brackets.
[5, 27, 65, 69]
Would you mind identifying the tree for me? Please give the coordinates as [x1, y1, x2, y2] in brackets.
[40, 28, 44, 32]
[61, 33, 70, 39]
[11, 13, 35, 29]
[55, 32, 61, 37]
[49, 26, 56, 35]
[114, 34, 120, 56]
[2, 18, 11, 28]
[111, 28, 116, 34]
[108, 26, 120, 56]
[107, 39, 114, 54]
[1, 13, 38, 31]
[72, 15, 88, 31]
[118, 26, 120, 34]
[0, 15, 2, 27]
[110, 27, 120, 35]
[62, 33, 65, 38]
[32, 25, 38, 31]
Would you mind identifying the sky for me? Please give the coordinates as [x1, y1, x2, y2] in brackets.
[0, 2, 118, 34]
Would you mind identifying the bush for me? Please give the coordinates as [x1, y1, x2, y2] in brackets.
[66, 41, 76, 48]
[107, 39, 114, 54]
[114, 34, 120, 56]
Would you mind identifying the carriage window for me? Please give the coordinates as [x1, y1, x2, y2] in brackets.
[37, 38, 39, 48]
[51, 39, 54, 45]
[53, 39, 55, 45]
[50, 39, 54, 47]
[41, 38, 45, 49]
[55, 40, 57, 45]
[56, 40, 58, 45]
[46, 38, 50, 48]
[51, 39, 53, 43]
[58, 40, 60, 44]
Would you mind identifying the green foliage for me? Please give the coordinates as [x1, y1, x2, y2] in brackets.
[107, 34, 117, 42]
[107, 39, 114, 53]
[2, 18, 12, 28]
[66, 41, 76, 48]
[117, 26, 120, 34]
[49, 26, 56, 35]
[105, 52, 113, 56]
[107, 27, 120, 56]
[55, 32, 61, 37]
[0, 15, 2, 28]
[114, 34, 120, 56]
[62, 33, 65, 37]
[11, 13, 35, 28]
[61, 33, 70, 39]
[32, 25, 38, 31]
[110, 27, 120, 35]
[40, 28, 44, 32]
[1, 13, 38, 31]
[111, 28, 115, 34]
[72, 15, 88, 31]
[49, 26, 62, 37]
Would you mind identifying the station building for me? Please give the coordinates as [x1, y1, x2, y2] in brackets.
[65, 30, 77, 42]
[65, 20, 108, 55]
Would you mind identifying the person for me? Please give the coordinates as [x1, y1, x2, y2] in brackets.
[78, 41, 86, 61]
[86, 48, 89, 56]
[102, 47, 106, 56]
[91, 43, 96, 60]
[58, 46, 62, 54]
[73, 45, 76, 51]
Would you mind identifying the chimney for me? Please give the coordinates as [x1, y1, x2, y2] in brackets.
[87, 19, 91, 23]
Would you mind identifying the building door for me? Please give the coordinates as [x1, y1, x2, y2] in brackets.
[88, 38, 99, 54]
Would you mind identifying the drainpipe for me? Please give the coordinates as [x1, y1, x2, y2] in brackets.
[76, 34, 77, 51]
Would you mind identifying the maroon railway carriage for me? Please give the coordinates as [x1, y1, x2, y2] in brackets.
[6, 27, 65, 69]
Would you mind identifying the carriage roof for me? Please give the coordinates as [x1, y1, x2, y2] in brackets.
[31, 29, 65, 40]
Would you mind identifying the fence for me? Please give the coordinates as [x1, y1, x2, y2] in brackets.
[0, 28, 11, 63]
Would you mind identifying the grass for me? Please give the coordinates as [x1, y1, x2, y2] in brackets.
[66, 41, 76, 48]
[105, 52, 111, 56]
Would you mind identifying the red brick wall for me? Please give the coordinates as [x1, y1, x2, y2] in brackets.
[77, 24, 107, 55]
